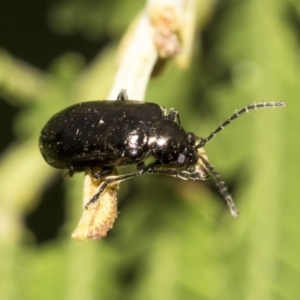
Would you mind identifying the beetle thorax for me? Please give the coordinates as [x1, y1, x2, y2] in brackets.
[148, 119, 197, 166]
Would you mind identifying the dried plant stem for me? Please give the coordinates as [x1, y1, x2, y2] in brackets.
[72, 0, 195, 240]
[107, 12, 158, 101]
[71, 170, 119, 240]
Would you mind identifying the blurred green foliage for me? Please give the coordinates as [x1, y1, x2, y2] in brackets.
[0, 0, 300, 299]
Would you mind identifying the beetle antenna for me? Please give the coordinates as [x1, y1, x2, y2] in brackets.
[198, 153, 239, 218]
[196, 101, 286, 149]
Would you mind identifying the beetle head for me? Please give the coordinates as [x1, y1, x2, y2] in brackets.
[148, 119, 198, 166]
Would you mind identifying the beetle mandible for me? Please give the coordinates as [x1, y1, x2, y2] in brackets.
[39, 90, 285, 217]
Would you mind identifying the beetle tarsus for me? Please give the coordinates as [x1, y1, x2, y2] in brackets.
[85, 171, 143, 209]
[117, 89, 128, 101]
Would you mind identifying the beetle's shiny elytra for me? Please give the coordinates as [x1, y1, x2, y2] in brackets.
[39, 90, 286, 217]
[40, 100, 168, 169]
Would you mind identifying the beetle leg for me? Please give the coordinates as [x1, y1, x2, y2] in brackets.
[116, 89, 128, 100]
[91, 167, 114, 179]
[136, 162, 146, 173]
[167, 108, 181, 124]
[144, 165, 209, 181]
[64, 169, 77, 178]
[85, 171, 143, 208]
[160, 106, 167, 116]
[177, 169, 209, 180]
[136, 161, 162, 174]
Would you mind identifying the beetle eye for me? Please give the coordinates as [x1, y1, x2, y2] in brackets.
[177, 153, 188, 165]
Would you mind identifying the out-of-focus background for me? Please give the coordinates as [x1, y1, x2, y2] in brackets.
[0, 0, 299, 299]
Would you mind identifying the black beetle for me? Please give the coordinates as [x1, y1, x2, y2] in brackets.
[39, 90, 285, 217]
